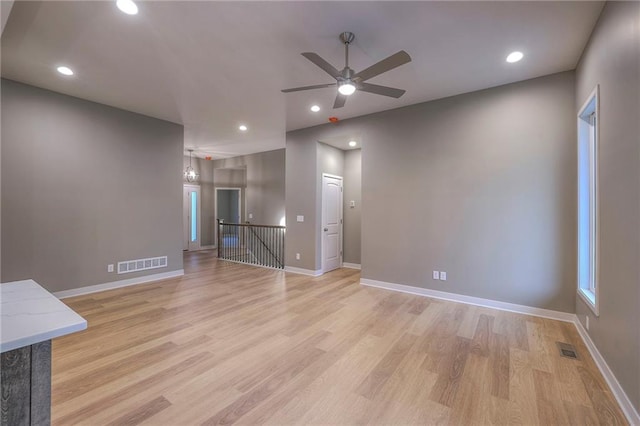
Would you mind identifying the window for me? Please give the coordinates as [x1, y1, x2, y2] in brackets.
[577, 85, 599, 315]
[190, 191, 198, 243]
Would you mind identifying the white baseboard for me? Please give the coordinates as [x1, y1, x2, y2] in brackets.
[360, 278, 576, 322]
[360, 277, 639, 424]
[342, 263, 361, 270]
[285, 266, 323, 277]
[573, 319, 640, 425]
[54, 270, 184, 299]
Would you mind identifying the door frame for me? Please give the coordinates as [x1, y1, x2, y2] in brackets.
[183, 184, 201, 251]
[215, 187, 243, 244]
[321, 173, 343, 274]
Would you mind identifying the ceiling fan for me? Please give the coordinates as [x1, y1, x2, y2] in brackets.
[282, 32, 412, 109]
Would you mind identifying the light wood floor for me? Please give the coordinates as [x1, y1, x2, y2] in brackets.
[52, 251, 627, 425]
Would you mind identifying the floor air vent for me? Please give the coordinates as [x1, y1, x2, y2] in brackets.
[557, 342, 579, 360]
[117, 256, 167, 274]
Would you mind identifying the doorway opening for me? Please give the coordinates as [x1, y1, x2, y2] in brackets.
[216, 188, 242, 248]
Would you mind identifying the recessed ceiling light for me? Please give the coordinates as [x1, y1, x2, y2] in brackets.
[116, 0, 138, 15]
[239, 125, 248, 132]
[506, 51, 524, 63]
[349, 140, 357, 147]
[56, 66, 74, 76]
[310, 105, 320, 112]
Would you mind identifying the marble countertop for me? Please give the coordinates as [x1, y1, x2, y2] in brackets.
[1, 279, 87, 353]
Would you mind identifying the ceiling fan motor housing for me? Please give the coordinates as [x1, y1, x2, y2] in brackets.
[339, 32, 355, 45]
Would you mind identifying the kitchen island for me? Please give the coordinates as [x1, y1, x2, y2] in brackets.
[1, 280, 87, 426]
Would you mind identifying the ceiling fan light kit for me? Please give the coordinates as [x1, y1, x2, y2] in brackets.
[338, 81, 356, 96]
[282, 31, 412, 109]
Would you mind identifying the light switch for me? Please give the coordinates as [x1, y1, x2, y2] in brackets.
[432, 271, 439, 280]
[296, 215, 304, 222]
[350, 200, 356, 208]
[248, 213, 253, 219]
[440, 272, 447, 281]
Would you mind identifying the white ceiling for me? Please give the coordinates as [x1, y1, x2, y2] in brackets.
[1, 1, 603, 158]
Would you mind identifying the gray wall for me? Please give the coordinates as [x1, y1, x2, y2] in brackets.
[575, 1, 640, 413]
[0, 0, 12, 277]
[183, 155, 215, 246]
[343, 149, 361, 265]
[214, 149, 285, 226]
[286, 71, 577, 312]
[214, 168, 246, 188]
[1, 79, 184, 293]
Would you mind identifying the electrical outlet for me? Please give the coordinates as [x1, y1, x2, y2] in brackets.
[432, 271, 439, 280]
[440, 271, 447, 281]
[586, 316, 589, 330]
[296, 253, 301, 260]
[248, 213, 253, 219]
[107, 264, 114, 273]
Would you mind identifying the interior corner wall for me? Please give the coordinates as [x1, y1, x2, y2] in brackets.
[574, 0, 640, 413]
[286, 71, 577, 312]
[183, 155, 215, 246]
[1, 0, 14, 35]
[285, 132, 317, 270]
[315, 142, 345, 269]
[1, 79, 184, 293]
[343, 149, 362, 265]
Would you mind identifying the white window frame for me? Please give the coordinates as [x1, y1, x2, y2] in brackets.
[577, 85, 599, 316]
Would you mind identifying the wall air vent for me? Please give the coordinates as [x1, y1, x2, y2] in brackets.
[117, 256, 167, 274]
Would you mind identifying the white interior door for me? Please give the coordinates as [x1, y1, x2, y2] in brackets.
[183, 185, 201, 251]
[322, 174, 343, 273]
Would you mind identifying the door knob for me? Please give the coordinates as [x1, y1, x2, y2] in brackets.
[324, 228, 328, 232]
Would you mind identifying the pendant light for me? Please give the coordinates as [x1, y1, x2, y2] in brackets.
[184, 149, 199, 182]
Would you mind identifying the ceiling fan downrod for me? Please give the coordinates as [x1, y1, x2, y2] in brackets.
[340, 31, 355, 72]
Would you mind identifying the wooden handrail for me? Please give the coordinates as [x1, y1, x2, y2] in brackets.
[217, 221, 285, 229]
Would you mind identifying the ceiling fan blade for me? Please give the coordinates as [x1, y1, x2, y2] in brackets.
[353, 50, 411, 82]
[281, 83, 336, 93]
[333, 93, 347, 109]
[357, 82, 406, 98]
[301, 52, 341, 79]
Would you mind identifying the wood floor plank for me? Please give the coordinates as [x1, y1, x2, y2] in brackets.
[105, 396, 171, 426]
[470, 313, 494, 357]
[490, 332, 511, 400]
[356, 332, 418, 400]
[429, 336, 471, 407]
[49, 250, 628, 425]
